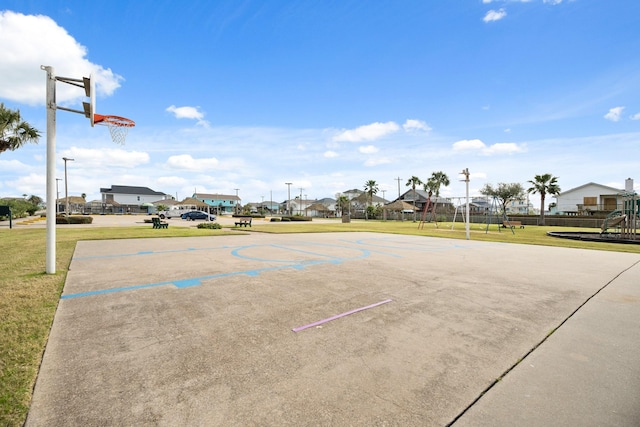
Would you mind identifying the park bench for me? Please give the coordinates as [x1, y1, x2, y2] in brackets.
[503, 220, 524, 229]
[152, 217, 168, 229]
[234, 217, 252, 227]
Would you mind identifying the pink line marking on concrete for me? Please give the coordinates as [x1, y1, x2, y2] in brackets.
[292, 298, 393, 332]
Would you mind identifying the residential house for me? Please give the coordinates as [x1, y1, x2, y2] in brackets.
[99, 185, 170, 213]
[554, 182, 624, 215]
[192, 193, 241, 214]
[396, 189, 454, 214]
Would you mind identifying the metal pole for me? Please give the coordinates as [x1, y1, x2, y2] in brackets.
[63, 157, 74, 216]
[461, 168, 470, 240]
[55, 178, 62, 215]
[43, 66, 57, 274]
[299, 188, 304, 215]
[285, 182, 292, 215]
[234, 188, 239, 214]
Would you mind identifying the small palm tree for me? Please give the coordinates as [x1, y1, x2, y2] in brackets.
[363, 180, 379, 219]
[0, 103, 40, 154]
[406, 176, 423, 221]
[336, 195, 349, 217]
[527, 174, 560, 226]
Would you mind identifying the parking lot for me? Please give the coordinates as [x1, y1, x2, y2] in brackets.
[25, 229, 640, 426]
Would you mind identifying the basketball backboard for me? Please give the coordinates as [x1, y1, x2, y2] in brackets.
[82, 74, 95, 127]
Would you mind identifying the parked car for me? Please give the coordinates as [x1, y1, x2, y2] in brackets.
[181, 211, 216, 221]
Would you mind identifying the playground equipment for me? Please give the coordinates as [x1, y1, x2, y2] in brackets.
[418, 192, 437, 229]
[485, 196, 516, 235]
[600, 191, 639, 240]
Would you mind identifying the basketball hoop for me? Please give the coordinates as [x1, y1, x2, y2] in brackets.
[94, 114, 135, 145]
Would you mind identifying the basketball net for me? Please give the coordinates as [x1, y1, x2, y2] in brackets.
[94, 114, 135, 145]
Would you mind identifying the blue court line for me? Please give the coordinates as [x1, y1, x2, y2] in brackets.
[231, 243, 370, 263]
[61, 243, 372, 300]
[72, 245, 235, 261]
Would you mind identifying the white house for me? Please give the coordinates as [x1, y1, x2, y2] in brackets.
[100, 185, 170, 206]
[554, 182, 623, 214]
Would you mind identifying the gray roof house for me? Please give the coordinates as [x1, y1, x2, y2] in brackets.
[100, 185, 170, 206]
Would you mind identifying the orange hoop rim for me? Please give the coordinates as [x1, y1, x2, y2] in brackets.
[94, 114, 135, 127]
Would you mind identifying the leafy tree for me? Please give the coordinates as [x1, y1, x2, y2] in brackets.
[0, 103, 41, 154]
[363, 180, 379, 219]
[480, 182, 525, 215]
[27, 195, 43, 207]
[405, 176, 423, 221]
[527, 174, 561, 226]
[0, 198, 38, 217]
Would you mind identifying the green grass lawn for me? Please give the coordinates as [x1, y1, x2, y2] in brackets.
[1, 221, 638, 426]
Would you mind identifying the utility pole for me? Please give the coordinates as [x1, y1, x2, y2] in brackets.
[285, 182, 292, 215]
[381, 189, 386, 202]
[63, 157, 74, 216]
[234, 188, 239, 214]
[395, 176, 402, 199]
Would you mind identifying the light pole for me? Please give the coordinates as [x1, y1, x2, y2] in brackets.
[63, 157, 74, 216]
[285, 182, 292, 215]
[55, 178, 62, 215]
[299, 188, 304, 215]
[460, 168, 470, 240]
[234, 188, 240, 214]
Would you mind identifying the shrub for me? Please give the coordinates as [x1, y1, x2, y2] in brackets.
[270, 217, 281, 222]
[282, 216, 312, 222]
[55, 216, 93, 224]
[197, 222, 222, 229]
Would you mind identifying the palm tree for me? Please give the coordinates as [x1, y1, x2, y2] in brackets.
[527, 174, 560, 226]
[336, 195, 349, 217]
[405, 176, 423, 221]
[363, 180, 379, 219]
[423, 171, 450, 220]
[426, 171, 450, 197]
[0, 103, 41, 154]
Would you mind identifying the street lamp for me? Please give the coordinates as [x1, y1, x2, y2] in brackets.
[299, 188, 304, 215]
[285, 182, 292, 215]
[55, 178, 62, 215]
[460, 168, 470, 240]
[234, 188, 240, 214]
[62, 157, 74, 216]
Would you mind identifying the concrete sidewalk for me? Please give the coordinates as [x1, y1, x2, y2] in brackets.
[453, 257, 640, 426]
[25, 232, 640, 426]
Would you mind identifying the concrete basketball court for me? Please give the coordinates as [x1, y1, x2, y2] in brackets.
[26, 231, 640, 426]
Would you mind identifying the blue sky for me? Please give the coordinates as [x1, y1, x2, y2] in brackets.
[1, 0, 639, 206]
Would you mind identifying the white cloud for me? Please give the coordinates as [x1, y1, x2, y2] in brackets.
[324, 150, 338, 158]
[630, 112, 640, 121]
[543, 0, 563, 4]
[359, 145, 379, 154]
[333, 121, 400, 142]
[0, 11, 123, 106]
[451, 139, 526, 155]
[483, 9, 507, 22]
[166, 105, 209, 126]
[364, 157, 392, 167]
[402, 119, 431, 132]
[0, 159, 30, 172]
[166, 154, 219, 170]
[453, 139, 486, 151]
[604, 106, 624, 122]
[61, 147, 149, 168]
[482, 142, 527, 155]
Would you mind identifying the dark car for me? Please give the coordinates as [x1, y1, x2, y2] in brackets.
[181, 211, 216, 221]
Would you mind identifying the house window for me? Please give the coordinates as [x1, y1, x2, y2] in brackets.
[137, 196, 140, 201]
